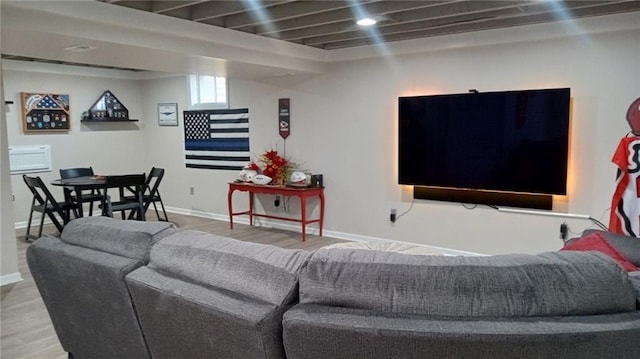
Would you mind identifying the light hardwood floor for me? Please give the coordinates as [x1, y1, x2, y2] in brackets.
[1, 213, 346, 359]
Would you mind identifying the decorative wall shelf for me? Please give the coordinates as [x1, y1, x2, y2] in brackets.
[81, 90, 137, 122]
[81, 118, 138, 122]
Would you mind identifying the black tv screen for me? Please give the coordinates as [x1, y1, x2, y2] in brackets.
[398, 88, 570, 196]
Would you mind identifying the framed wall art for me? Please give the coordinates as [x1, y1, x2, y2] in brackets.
[21, 92, 71, 132]
[158, 103, 178, 126]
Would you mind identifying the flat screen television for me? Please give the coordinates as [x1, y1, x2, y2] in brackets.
[398, 88, 571, 205]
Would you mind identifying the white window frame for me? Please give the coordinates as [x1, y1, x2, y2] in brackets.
[188, 74, 228, 109]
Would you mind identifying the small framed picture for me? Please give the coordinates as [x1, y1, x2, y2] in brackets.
[158, 103, 178, 126]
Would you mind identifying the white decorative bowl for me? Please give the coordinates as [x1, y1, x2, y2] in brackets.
[251, 174, 272, 185]
[238, 169, 257, 182]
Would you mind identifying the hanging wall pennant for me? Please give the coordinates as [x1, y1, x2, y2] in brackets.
[279, 98, 290, 139]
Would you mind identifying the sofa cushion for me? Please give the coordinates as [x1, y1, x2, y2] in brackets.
[562, 232, 638, 271]
[579, 229, 640, 267]
[299, 248, 638, 317]
[324, 241, 442, 255]
[126, 266, 287, 359]
[148, 230, 311, 306]
[60, 216, 177, 261]
[283, 303, 640, 359]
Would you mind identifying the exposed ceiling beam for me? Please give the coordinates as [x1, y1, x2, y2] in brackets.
[319, 0, 640, 49]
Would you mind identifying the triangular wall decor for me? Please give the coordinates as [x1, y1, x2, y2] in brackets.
[82, 90, 136, 122]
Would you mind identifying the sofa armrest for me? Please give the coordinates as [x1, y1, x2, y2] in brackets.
[580, 229, 640, 267]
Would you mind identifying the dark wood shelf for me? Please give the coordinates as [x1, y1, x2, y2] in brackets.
[81, 117, 139, 122]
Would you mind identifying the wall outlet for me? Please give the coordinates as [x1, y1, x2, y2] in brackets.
[390, 208, 397, 223]
[190, 187, 194, 195]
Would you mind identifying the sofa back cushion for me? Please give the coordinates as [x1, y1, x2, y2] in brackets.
[148, 230, 311, 306]
[28, 235, 152, 359]
[299, 249, 638, 317]
[60, 216, 177, 261]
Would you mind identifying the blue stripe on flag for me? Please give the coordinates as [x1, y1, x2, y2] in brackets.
[185, 154, 250, 162]
[185, 138, 249, 151]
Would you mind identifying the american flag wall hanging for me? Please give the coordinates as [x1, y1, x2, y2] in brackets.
[183, 108, 250, 170]
[21, 92, 71, 132]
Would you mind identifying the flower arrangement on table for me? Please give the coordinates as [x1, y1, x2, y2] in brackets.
[241, 149, 297, 186]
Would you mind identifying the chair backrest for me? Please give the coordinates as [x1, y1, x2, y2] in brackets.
[23, 175, 62, 210]
[60, 167, 95, 179]
[105, 174, 146, 190]
[102, 174, 146, 219]
[145, 167, 165, 197]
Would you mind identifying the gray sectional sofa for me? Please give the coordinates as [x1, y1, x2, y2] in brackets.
[28, 217, 640, 359]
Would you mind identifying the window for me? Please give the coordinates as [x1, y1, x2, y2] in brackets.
[189, 74, 228, 109]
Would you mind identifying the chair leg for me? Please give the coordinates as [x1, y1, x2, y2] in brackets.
[88, 201, 94, 216]
[47, 212, 65, 233]
[156, 195, 169, 221]
[138, 196, 146, 221]
[105, 195, 114, 218]
[67, 207, 78, 222]
[37, 210, 46, 239]
[26, 199, 36, 241]
[152, 201, 161, 221]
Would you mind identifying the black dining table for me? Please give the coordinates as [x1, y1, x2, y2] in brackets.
[50, 176, 106, 218]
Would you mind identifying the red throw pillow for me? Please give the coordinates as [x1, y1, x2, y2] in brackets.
[562, 232, 638, 272]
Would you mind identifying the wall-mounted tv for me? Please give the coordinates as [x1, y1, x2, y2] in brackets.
[398, 88, 571, 208]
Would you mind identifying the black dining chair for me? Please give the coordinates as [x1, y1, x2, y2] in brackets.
[23, 175, 78, 240]
[59, 167, 102, 216]
[122, 167, 169, 221]
[100, 174, 146, 221]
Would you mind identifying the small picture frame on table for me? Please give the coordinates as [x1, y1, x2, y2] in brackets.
[158, 103, 178, 126]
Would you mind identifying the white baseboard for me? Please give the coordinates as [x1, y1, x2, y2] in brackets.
[0, 272, 23, 286]
[164, 206, 484, 256]
[14, 220, 32, 229]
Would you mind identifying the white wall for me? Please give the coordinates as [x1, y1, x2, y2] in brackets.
[139, 26, 640, 255]
[5, 18, 639, 260]
[5, 63, 146, 226]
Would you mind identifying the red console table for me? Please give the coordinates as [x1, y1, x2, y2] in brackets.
[228, 182, 325, 241]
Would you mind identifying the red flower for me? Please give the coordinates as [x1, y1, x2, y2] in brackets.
[264, 150, 279, 161]
[255, 148, 297, 185]
[246, 162, 260, 171]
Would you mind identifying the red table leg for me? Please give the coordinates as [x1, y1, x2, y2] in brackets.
[301, 195, 307, 241]
[249, 192, 254, 226]
[227, 183, 324, 241]
[319, 191, 325, 237]
[228, 187, 234, 229]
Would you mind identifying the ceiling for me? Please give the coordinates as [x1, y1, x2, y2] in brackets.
[98, 0, 640, 50]
[2, 0, 638, 78]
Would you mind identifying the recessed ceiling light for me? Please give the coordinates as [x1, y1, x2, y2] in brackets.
[356, 18, 377, 26]
[64, 45, 98, 52]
